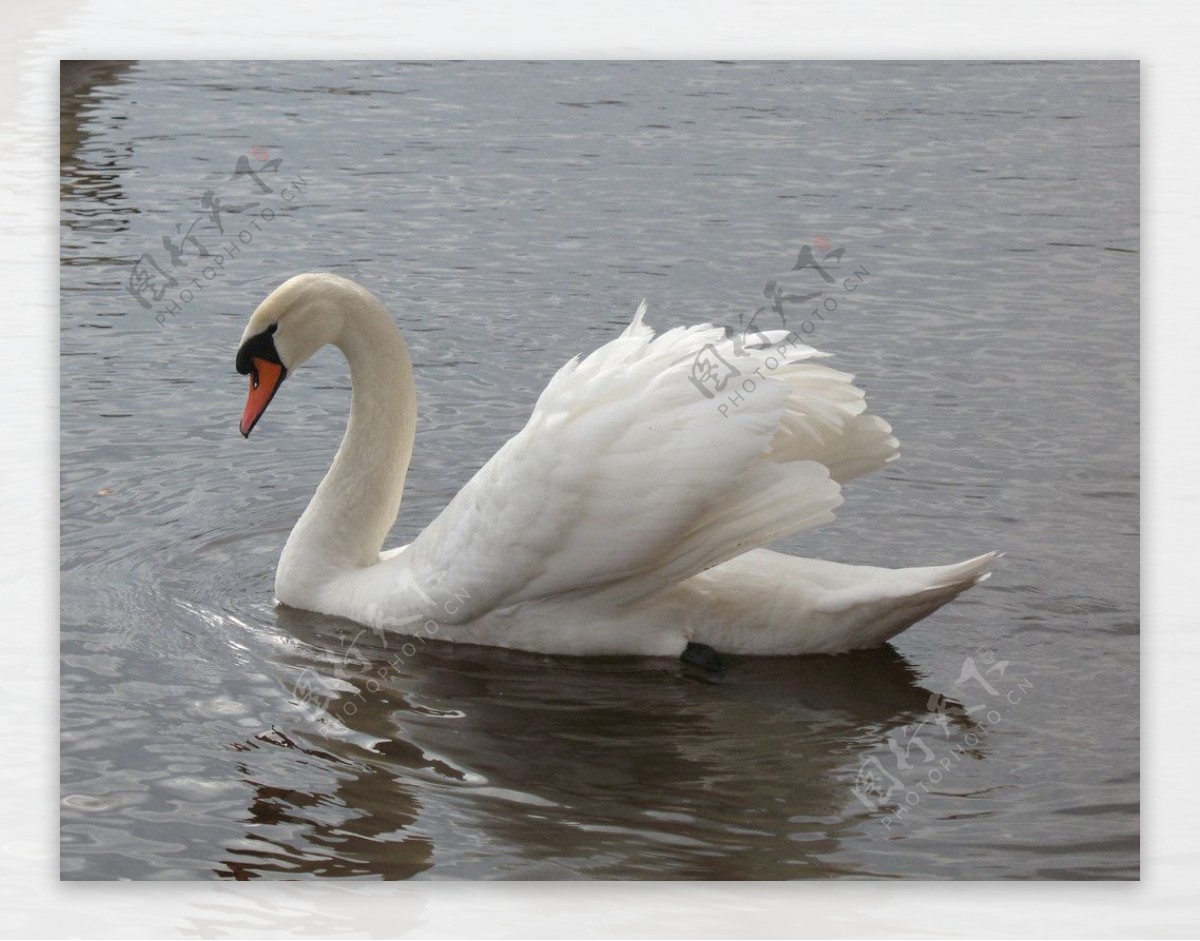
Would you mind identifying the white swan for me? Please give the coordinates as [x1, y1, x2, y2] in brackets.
[236, 273, 995, 658]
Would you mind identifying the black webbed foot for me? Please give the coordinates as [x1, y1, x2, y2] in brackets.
[681, 641, 724, 672]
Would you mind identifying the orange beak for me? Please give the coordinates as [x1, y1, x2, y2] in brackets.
[240, 357, 286, 437]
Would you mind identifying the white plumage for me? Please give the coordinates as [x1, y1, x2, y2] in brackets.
[236, 273, 995, 657]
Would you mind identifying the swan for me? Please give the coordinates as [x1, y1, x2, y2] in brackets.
[236, 273, 995, 659]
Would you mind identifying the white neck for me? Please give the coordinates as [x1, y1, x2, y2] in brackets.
[276, 295, 417, 600]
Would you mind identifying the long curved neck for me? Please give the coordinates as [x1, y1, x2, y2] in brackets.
[279, 297, 417, 590]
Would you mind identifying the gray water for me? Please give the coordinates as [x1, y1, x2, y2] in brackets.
[60, 60, 1138, 880]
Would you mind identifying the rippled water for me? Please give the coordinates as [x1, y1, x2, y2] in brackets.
[60, 60, 1138, 880]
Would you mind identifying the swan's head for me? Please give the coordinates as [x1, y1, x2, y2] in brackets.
[235, 273, 362, 437]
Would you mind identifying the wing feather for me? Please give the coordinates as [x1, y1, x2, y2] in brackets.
[396, 305, 897, 623]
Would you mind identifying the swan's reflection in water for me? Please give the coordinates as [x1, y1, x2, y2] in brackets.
[217, 605, 979, 879]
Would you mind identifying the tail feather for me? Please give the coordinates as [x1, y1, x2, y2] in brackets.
[684, 550, 1000, 655]
[814, 551, 1000, 650]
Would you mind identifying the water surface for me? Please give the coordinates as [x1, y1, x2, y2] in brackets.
[60, 60, 1139, 880]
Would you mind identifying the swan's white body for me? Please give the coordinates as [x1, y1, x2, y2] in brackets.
[237, 274, 994, 656]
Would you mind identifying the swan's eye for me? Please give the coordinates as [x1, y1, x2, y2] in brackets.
[267, 323, 278, 335]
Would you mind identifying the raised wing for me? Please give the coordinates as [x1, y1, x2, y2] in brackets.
[395, 303, 898, 624]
